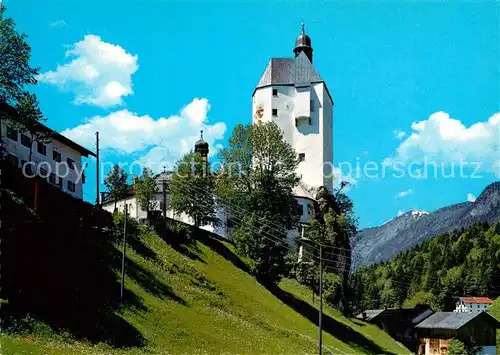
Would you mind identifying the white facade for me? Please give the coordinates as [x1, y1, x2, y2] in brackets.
[252, 82, 333, 192]
[454, 298, 492, 313]
[1, 121, 94, 199]
[101, 173, 227, 237]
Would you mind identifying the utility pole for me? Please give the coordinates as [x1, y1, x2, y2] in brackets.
[120, 203, 127, 304]
[318, 244, 323, 355]
[95, 131, 100, 207]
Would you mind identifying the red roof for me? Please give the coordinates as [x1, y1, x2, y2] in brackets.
[458, 297, 493, 304]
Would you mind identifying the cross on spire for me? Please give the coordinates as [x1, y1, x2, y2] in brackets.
[200, 130, 204, 140]
[301, 22, 305, 33]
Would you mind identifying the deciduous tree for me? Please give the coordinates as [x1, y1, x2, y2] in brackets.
[169, 152, 217, 227]
[217, 122, 300, 284]
[135, 168, 158, 220]
[104, 165, 129, 212]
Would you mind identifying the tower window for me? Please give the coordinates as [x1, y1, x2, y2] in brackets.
[272, 89, 278, 96]
[298, 153, 305, 162]
[67, 180, 76, 193]
[310, 100, 314, 111]
[272, 109, 278, 116]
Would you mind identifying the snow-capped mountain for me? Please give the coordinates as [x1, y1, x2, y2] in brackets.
[352, 181, 500, 268]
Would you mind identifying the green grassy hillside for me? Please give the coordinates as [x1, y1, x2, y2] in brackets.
[1, 226, 409, 354]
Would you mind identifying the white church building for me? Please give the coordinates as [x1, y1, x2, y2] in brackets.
[103, 26, 334, 245]
[252, 24, 334, 243]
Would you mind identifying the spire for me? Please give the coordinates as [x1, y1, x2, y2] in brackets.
[194, 129, 209, 158]
[294, 23, 313, 63]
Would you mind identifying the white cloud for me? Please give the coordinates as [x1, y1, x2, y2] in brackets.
[61, 98, 226, 171]
[396, 189, 414, 199]
[466, 193, 476, 202]
[49, 20, 67, 28]
[393, 129, 407, 140]
[37, 35, 138, 108]
[397, 210, 404, 217]
[386, 112, 500, 174]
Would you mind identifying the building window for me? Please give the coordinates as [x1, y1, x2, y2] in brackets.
[67, 158, 75, 170]
[39, 167, 48, 178]
[6, 126, 18, 141]
[298, 153, 305, 162]
[272, 89, 278, 96]
[21, 134, 32, 148]
[49, 173, 56, 185]
[53, 150, 62, 163]
[67, 180, 76, 193]
[57, 177, 63, 189]
[310, 100, 314, 111]
[37, 142, 47, 155]
[272, 109, 278, 116]
[7, 154, 19, 167]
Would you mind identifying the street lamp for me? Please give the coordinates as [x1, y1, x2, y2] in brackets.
[299, 235, 323, 355]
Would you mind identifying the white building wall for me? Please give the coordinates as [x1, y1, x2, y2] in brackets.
[102, 192, 225, 238]
[2, 121, 88, 199]
[252, 83, 332, 192]
[454, 301, 491, 313]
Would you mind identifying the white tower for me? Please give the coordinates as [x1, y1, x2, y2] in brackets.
[252, 24, 334, 242]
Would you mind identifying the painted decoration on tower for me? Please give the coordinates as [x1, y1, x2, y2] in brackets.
[254, 104, 264, 121]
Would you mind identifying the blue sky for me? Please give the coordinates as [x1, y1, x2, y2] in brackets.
[5, 0, 499, 228]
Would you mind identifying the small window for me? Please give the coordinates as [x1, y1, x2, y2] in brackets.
[57, 177, 63, 189]
[272, 89, 278, 96]
[39, 167, 48, 178]
[21, 134, 32, 148]
[67, 158, 75, 170]
[67, 180, 76, 193]
[310, 100, 314, 111]
[7, 127, 18, 141]
[53, 150, 61, 163]
[272, 109, 278, 116]
[37, 142, 47, 155]
[49, 173, 56, 185]
[298, 153, 305, 162]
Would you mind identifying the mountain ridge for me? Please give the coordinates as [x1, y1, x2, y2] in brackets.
[352, 181, 500, 268]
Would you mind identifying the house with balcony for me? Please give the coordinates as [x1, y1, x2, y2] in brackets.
[1, 104, 95, 200]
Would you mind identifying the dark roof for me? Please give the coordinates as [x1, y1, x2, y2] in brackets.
[356, 309, 384, 322]
[0, 103, 96, 157]
[255, 51, 324, 89]
[415, 312, 500, 330]
[356, 304, 434, 325]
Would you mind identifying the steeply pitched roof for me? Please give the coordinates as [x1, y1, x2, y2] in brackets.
[459, 296, 493, 304]
[255, 51, 324, 90]
[415, 312, 500, 330]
